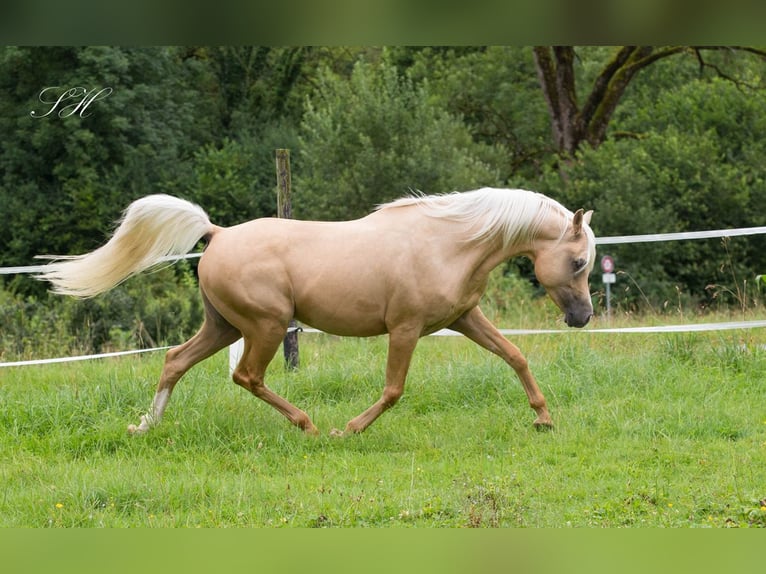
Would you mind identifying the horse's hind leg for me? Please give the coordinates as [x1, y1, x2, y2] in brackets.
[128, 295, 241, 434]
[448, 306, 553, 429]
[232, 322, 319, 436]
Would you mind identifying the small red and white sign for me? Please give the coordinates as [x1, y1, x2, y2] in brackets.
[601, 255, 616, 284]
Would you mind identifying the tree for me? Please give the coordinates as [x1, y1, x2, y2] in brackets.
[532, 46, 766, 155]
[0, 47, 215, 275]
[181, 46, 372, 224]
[297, 57, 499, 220]
[400, 47, 552, 182]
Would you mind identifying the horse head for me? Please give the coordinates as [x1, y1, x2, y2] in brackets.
[532, 208, 595, 328]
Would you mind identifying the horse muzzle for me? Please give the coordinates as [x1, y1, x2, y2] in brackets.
[564, 308, 593, 328]
[546, 288, 593, 328]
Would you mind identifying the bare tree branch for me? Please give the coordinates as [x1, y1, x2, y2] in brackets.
[624, 46, 689, 71]
[532, 45, 766, 155]
[584, 46, 654, 147]
[579, 46, 638, 130]
[692, 47, 764, 90]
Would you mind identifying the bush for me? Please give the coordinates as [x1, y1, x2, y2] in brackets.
[297, 57, 500, 221]
[0, 262, 204, 361]
[188, 121, 301, 225]
[0, 289, 80, 360]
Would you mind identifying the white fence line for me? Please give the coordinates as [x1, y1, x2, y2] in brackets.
[0, 346, 173, 368]
[595, 225, 766, 245]
[0, 253, 202, 275]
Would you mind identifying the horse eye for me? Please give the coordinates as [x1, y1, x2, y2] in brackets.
[572, 258, 587, 272]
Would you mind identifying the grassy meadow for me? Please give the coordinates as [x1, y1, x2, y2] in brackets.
[2, 311, 766, 528]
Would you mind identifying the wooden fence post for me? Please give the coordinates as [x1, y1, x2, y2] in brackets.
[229, 149, 299, 375]
[276, 149, 300, 370]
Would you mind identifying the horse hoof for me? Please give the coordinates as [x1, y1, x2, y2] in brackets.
[533, 420, 554, 431]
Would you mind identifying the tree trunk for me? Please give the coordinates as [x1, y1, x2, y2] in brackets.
[531, 46, 740, 155]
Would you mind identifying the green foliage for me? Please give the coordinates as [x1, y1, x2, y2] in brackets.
[0, 262, 203, 360]
[65, 262, 204, 353]
[0, 288, 80, 360]
[0, 47, 212, 259]
[188, 122, 299, 226]
[296, 57, 500, 220]
[480, 264, 552, 325]
[403, 46, 553, 181]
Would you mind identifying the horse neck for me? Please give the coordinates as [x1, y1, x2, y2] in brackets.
[460, 232, 530, 281]
[496, 207, 569, 263]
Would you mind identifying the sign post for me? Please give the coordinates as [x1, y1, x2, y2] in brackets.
[600, 255, 616, 318]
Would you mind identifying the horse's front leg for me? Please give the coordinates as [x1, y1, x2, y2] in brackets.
[449, 306, 553, 429]
[333, 328, 420, 436]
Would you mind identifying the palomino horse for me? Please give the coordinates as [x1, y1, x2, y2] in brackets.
[38, 187, 595, 436]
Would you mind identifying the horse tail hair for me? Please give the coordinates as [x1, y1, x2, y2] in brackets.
[36, 194, 215, 298]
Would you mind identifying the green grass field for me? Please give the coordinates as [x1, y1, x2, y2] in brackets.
[1, 321, 765, 527]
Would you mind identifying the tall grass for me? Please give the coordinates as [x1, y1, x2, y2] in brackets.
[1, 325, 765, 527]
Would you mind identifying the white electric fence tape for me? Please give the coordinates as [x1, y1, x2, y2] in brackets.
[0, 253, 202, 275]
[595, 226, 766, 245]
[0, 346, 173, 368]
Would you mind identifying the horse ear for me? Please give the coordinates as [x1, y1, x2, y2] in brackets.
[572, 209, 584, 235]
[572, 209, 593, 236]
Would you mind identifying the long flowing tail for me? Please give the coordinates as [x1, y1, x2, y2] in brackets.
[36, 194, 214, 298]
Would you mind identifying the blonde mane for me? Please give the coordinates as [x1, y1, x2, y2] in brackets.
[378, 187, 571, 247]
